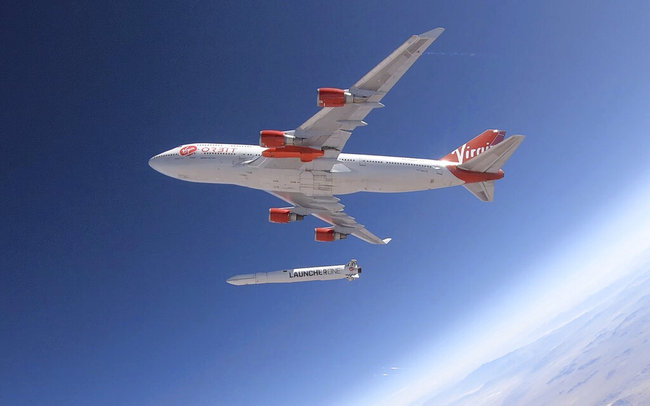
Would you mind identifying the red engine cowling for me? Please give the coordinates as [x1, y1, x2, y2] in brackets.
[262, 146, 324, 162]
[317, 88, 352, 107]
[269, 208, 304, 223]
[314, 227, 348, 242]
[260, 130, 287, 148]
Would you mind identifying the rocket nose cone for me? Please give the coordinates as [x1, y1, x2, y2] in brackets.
[226, 274, 255, 286]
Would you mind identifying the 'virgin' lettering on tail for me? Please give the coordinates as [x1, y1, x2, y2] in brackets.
[452, 142, 492, 164]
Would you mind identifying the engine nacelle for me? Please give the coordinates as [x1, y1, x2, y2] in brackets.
[261, 146, 324, 162]
[269, 208, 305, 223]
[317, 88, 353, 107]
[260, 130, 295, 148]
[314, 227, 348, 242]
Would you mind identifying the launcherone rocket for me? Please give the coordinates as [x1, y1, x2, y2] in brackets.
[226, 259, 361, 286]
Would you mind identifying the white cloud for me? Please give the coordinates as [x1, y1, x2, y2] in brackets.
[352, 177, 650, 406]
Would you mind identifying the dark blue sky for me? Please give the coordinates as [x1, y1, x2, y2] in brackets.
[3, 1, 650, 405]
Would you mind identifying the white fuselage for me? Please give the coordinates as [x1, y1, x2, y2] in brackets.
[148, 143, 464, 195]
[226, 263, 360, 285]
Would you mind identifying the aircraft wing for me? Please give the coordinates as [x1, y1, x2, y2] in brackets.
[294, 27, 445, 155]
[269, 191, 391, 245]
[258, 29, 444, 244]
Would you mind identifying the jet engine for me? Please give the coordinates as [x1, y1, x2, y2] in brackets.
[314, 227, 348, 242]
[269, 208, 304, 223]
[261, 146, 324, 162]
[259, 130, 296, 148]
[317, 88, 353, 107]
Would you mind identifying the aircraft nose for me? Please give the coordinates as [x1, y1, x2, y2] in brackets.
[149, 151, 175, 175]
[148, 154, 163, 172]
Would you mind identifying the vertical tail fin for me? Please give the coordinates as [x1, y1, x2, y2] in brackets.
[442, 129, 505, 164]
[458, 135, 525, 173]
[442, 130, 525, 202]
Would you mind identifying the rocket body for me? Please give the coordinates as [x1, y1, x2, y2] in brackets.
[227, 260, 361, 286]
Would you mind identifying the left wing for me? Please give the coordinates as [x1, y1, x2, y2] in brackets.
[269, 191, 391, 245]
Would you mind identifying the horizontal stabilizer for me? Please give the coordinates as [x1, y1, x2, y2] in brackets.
[463, 181, 495, 202]
[458, 135, 525, 173]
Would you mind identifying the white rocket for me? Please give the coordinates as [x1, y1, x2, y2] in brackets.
[226, 259, 362, 286]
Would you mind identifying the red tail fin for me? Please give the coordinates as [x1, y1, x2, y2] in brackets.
[442, 129, 505, 164]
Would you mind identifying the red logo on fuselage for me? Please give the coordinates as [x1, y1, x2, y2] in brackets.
[179, 145, 197, 156]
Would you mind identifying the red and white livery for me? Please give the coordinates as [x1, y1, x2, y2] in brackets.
[149, 28, 524, 244]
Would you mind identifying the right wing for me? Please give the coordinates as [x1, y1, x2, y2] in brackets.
[258, 29, 446, 243]
[295, 27, 445, 155]
[250, 28, 445, 172]
[269, 191, 391, 245]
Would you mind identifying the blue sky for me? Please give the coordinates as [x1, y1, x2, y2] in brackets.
[3, 1, 650, 405]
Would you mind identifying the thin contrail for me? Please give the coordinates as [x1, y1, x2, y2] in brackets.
[425, 51, 478, 57]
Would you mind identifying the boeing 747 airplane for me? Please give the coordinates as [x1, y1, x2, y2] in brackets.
[149, 28, 524, 244]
